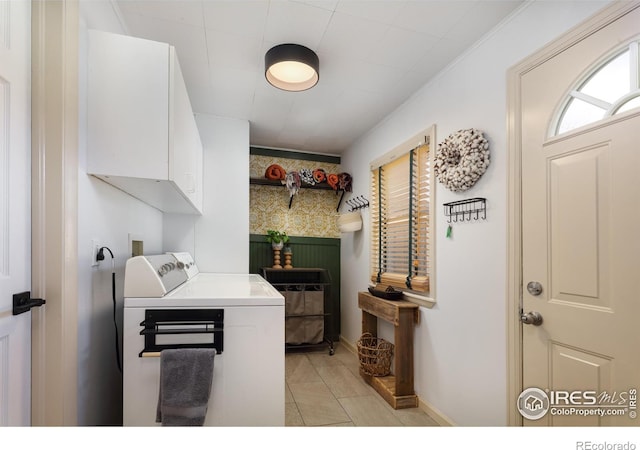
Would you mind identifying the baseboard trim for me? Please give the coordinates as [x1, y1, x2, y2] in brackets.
[418, 398, 456, 427]
[339, 336, 457, 426]
[339, 335, 357, 354]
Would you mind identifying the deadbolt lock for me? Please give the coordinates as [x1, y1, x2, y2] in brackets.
[527, 281, 543, 296]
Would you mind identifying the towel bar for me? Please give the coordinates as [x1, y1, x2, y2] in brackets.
[140, 349, 218, 358]
[138, 308, 224, 357]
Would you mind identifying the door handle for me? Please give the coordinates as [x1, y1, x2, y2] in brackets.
[12, 291, 46, 316]
[520, 311, 543, 326]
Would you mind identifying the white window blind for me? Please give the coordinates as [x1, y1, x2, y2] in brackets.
[371, 143, 430, 293]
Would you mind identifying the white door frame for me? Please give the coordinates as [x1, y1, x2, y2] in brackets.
[505, 0, 640, 426]
[30, 0, 79, 425]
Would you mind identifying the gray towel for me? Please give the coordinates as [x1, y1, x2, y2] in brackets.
[156, 348, 216, 426]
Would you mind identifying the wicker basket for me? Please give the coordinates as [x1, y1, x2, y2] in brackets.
[357, 332, 394, 377]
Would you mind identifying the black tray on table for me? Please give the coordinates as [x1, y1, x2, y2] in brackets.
[368, 286, 403, 301]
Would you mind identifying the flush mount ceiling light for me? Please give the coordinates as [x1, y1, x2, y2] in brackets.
[265, 44, 319, 92]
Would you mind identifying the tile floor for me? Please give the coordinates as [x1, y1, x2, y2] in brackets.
[285, 343, 439, 427]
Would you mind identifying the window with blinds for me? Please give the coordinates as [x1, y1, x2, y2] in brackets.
[371, 143, 430, 293]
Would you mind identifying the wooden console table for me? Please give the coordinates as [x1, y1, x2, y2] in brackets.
[358, 291, 419, 409]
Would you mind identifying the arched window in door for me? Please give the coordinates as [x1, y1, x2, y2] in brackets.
[552, 38, 640, 136]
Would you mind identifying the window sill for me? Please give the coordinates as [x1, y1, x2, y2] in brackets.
[403, 291, 436, 309]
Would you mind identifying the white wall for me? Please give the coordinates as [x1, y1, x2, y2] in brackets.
[340, 0, 610, 426]
[78, 2, 250, 425]
[163, 114, 250, 272]
[77, 5, 164, 425]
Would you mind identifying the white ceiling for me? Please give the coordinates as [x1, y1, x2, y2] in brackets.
[114, 0, 524, 154]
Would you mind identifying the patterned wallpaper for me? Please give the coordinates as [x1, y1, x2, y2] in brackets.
[249, 154, 342, 238]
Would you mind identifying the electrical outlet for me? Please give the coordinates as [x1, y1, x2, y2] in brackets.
[129, 233, 143, 257]
[91, 239, 100, 266]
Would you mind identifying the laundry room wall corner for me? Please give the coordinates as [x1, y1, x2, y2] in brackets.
[164, 115, 250, 273]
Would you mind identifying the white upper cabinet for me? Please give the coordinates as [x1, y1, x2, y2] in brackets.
[87, 30, 203, 214]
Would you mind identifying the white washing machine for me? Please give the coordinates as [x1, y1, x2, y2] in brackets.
[123, 252, 285, 426]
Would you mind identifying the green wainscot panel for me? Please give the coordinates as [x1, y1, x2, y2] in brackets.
[249, 234, 341, 342]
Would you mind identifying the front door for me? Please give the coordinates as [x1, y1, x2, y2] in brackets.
[0, 0, 32, 426]
[519, 5, 640, 426]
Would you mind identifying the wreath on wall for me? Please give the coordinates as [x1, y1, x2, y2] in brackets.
[433, 128, 490, 192]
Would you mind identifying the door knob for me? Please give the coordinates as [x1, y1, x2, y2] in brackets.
[520, 311, 543, 326]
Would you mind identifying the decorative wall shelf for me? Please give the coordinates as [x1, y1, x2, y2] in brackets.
[249, 177, 346, 210]
[249, 177, 333, 190]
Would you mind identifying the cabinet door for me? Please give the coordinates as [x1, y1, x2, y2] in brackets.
[87, 30, 169, 180]
[169, 51, 203, 211]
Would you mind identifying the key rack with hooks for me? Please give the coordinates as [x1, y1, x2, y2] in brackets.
[345, 195, 369, 212]
[443, 197, 486, 223]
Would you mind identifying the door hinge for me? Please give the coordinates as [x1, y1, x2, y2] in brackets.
[12, 291, 46, 315]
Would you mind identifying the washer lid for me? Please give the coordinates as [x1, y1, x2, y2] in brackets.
[169, 273, 284, 303]
[125, 273, 284, 307]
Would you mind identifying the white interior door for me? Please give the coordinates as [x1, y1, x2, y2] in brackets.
[0, 0, 32, 426]
[520, 6, 640, 426]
